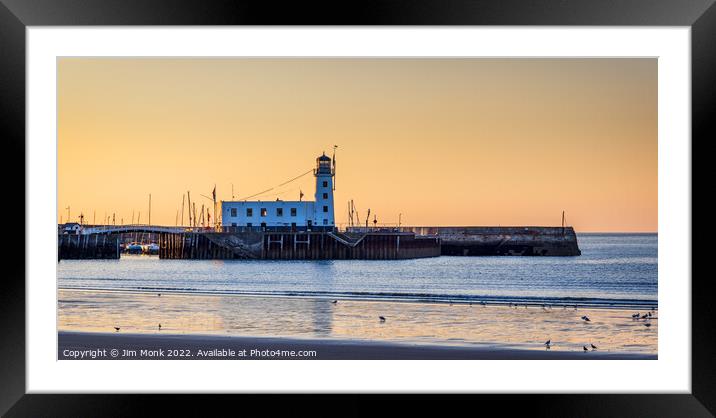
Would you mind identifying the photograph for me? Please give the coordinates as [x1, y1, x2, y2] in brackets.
[2, 0, 710, 411]
[56, 57, 658, 360]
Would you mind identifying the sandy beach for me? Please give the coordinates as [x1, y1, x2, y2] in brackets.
[58, 331, 655, 360]
[58, 288, 658, 357]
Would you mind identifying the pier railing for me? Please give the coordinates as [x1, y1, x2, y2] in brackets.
[77, 224, 198, 235]
[342, 226, 404, 233]
[70, 224, 341, 235]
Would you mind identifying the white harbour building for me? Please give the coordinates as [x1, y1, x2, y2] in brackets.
[221, 153, 335, 231]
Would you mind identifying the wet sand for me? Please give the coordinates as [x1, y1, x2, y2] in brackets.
[58, 331, 656, 360]
[59, 289, 658, 355]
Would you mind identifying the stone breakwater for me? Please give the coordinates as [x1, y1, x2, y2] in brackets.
[399, 226, 581, 256]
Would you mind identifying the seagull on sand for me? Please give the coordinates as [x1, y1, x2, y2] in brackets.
[379, 316, 386, 322]
[632, 312, 640, 319]
[114, 327, 120, 332]
[590, 343, 597, 350]
[581, 315, 591, 322]
[641, 314, 649, 319]
[158, 293, 161, 297]
[644, 322, 652, 327]
[583, 345, 589, 352]
[544, 339, 551, 349]
[331, 300, 338, 304]
[158, 323, 162, 330]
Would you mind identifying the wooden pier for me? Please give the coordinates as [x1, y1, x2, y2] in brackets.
[158, 231, 441, 260]
[58, 234, 120, 260]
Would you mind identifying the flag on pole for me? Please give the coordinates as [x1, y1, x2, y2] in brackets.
[212, 185, 216, 202]
[300, 190, 304, 201]
[333, 145, 337, 190]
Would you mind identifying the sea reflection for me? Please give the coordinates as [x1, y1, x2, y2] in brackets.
[59, 289, 657, 354]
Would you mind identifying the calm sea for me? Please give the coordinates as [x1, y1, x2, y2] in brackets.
[57, 233, 657, 309]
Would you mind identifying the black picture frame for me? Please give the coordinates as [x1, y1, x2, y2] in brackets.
[1, 0, 711, 415]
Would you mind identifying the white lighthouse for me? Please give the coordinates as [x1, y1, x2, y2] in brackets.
[221, 152, 335, 231]
[313, 152, 335, 228]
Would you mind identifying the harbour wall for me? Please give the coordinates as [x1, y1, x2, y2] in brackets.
[60, 226, 579, 260]
[58, 234, 120, 260]
[158, 231, 441, 260]
[398, 226, 581, 256]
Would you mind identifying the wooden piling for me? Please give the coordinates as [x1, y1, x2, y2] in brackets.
[58, 234, 120, 260]
[156, 231, 439, 260]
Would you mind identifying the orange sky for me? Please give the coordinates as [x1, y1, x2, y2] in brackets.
[58, 58, 656, 232]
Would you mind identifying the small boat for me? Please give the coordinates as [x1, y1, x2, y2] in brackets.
[126, 242, 143, 254]
[143, 243, 160, 255]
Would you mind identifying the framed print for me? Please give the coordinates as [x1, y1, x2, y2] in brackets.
[1, 0, 712, 415]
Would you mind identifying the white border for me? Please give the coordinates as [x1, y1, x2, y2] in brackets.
[27, 27, 690, 393]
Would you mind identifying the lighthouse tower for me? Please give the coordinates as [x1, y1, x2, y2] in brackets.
[314, 152, 335, 229]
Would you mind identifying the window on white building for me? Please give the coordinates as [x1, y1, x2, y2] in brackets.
[322, 193, 328, 199]
[276, 208, 283, 216]
[230, 208, 237, 217]
[290, 208, 297, 216]
[323, 206, 328, 212]
[246, 208, 253, 217]
[322, 181, 328, 187]
[260, 208, 267, 217]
